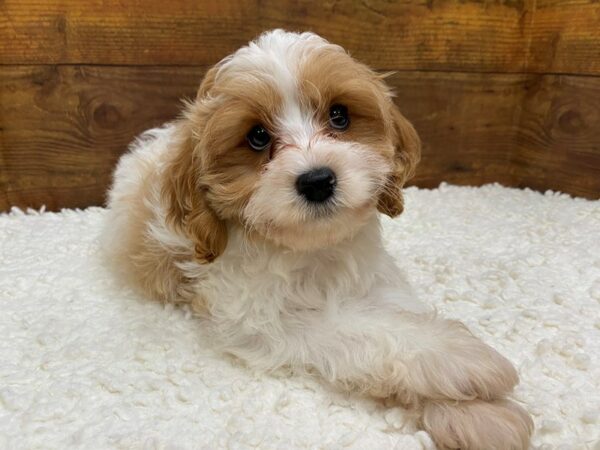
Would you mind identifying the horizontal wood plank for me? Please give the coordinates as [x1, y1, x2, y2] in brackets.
[2, 65, 597, 211]
[3, 0, 595, 75]
[2, 0, 598, 74]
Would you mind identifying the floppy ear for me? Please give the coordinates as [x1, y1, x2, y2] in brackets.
[162, 129, 228, 263]
[162, 69, 228, 263]
[377, 105, 421, 217]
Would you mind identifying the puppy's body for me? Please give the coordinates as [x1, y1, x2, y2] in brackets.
[105, 31, 533, 449]
[108, 123, 426, 359]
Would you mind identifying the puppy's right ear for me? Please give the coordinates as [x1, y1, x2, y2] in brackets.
[162, 127, 228, 263]
[161, 67, 228, 263]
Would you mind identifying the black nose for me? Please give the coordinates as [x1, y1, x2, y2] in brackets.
[296, 167, 337, 203]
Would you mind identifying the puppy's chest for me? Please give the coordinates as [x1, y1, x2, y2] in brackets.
[198, 250, 374, 315]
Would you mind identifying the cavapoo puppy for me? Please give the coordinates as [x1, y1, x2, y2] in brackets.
[105, 30, 533, 449]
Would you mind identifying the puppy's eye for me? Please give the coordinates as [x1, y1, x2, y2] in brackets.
[246, 125, 271, 152]
[329, 104, 349, 131]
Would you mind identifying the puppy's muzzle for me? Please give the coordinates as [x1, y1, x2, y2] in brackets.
[296, 167, 337, 203]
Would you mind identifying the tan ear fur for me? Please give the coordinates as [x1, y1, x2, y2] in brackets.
[162, 68, 228, 264]
[196, 65, 219, 100]
[377, 105, 421, 217]
[162, 128, 228, 263]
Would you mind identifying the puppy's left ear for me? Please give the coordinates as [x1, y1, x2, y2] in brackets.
[377, 105, 421, 217]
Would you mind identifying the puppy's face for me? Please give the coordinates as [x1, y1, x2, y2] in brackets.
[165, 31, 420, 259]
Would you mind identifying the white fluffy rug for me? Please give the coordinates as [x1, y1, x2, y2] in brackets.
[1, 184, 599, 449]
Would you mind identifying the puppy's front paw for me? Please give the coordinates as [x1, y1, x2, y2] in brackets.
[421, 399, 533, 450]
[409, 320, 519, 401]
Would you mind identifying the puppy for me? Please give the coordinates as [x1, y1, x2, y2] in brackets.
[105, 30, 533, 449]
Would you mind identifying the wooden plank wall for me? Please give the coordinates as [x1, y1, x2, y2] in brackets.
[1, 0, 599, 211]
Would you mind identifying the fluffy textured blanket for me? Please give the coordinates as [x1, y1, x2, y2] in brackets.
[1, 184, 599, 449]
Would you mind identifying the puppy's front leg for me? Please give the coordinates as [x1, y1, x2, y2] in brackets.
[297, 304, 533, 450]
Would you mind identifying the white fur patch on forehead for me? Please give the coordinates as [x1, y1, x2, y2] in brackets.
[219, 30, 338, 79]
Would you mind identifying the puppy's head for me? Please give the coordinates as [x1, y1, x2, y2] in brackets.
[164, 30, 420, 260]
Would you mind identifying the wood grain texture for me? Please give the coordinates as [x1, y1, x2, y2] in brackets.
[3, 0, 598, 74]
[2, 66, 598, 212]
[528, 0, 600, 75]
[511, 75, 600, 195]
[0, 65, 205, 210]
[0, 0, 552, 72]
[393, 72, 526, 189]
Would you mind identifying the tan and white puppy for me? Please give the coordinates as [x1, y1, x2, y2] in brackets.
[105, 30, 533, 449]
